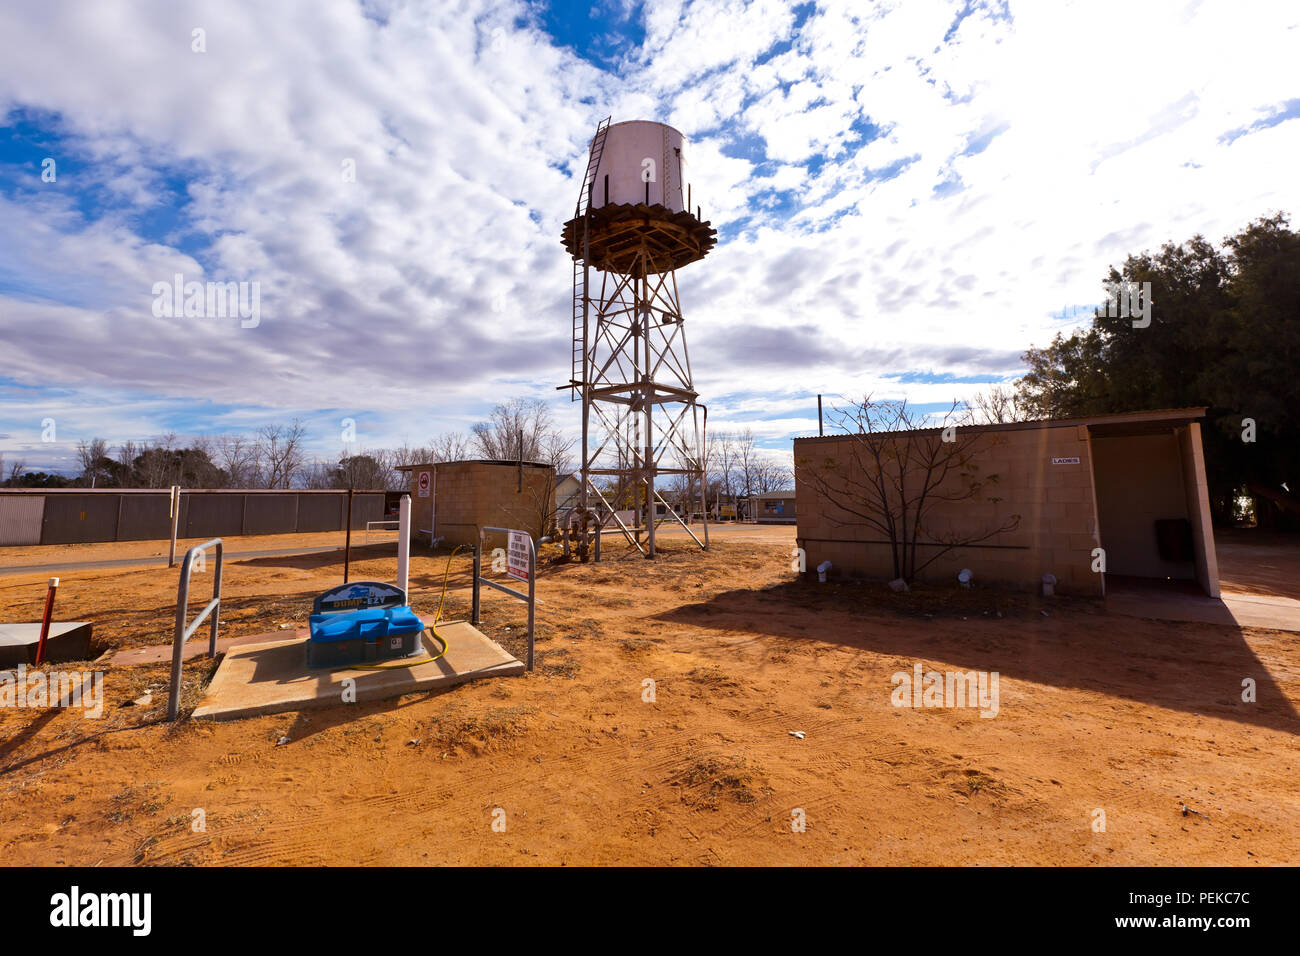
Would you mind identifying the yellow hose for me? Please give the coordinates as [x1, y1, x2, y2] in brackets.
[350, 545, 467, 670]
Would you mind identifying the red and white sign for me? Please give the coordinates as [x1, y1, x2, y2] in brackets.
[507, 530, 530, 583]
[417, 471, 431, 497]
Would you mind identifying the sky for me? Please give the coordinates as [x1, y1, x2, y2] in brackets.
[0, 0, 1297, 476]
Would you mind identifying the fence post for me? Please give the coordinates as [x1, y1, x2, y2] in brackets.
[397, 494, 411, 598]
[471, 531, 481, 625]
[527, 536, 536, 671]
[34, 577, 59, 666]
[208, 542, 224, 656]
[167, 486, 181, 568]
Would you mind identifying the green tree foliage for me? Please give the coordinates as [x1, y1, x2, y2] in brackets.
[2, 471, 73, 488]
[104, 446, 229, 488]
[1018, 213, 1299, 525]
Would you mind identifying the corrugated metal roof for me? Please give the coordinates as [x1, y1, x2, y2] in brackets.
[793, 406, 1208, 442]
[394, 460, 552, 470]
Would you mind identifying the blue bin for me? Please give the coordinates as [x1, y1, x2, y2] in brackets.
[307, 605, 425, 668]
[309, 605, 424, 643]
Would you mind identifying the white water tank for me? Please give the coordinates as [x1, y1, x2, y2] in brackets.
[590, 121, 692, 213]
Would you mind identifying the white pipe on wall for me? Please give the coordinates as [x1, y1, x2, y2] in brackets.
[397, 494, 411, 599]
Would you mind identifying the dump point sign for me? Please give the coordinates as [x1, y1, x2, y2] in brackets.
[507, 530, 530, 583]
[417, 471, 431, 497]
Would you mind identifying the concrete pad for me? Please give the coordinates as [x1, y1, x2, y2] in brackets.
[1105, 585, 1300, 633]
[108, 630, 306, 667]
[192, 622, 523, 721]
[0, 622, 93, 667]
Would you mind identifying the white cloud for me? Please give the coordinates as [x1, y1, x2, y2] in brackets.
[0, 0, 1296, 474]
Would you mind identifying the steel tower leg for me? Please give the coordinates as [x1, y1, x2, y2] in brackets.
[643, 271, 656, 559]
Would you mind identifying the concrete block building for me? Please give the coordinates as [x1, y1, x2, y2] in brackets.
[398, 460, 555, 547]
[793, 408, 1218, 596]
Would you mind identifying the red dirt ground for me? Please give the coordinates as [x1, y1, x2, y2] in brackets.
[1, 526, 1296, 865]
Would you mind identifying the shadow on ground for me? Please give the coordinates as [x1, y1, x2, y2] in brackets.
[655, 578, 1300, 734]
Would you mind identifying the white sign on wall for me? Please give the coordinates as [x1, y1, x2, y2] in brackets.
[1051, 457, 1081, 465]
[507, 530, 530, 583]
[417, 471, 431, 497]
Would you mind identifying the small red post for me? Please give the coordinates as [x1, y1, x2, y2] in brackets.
[34, 576, 59, 666]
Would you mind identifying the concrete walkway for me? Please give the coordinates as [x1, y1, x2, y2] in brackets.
[1105, 582, 1300, 633]
[0, 545, 344, 577]
[105, 629, 308, 666]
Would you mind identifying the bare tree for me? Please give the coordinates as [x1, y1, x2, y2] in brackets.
[735, 428, 759, 519]
[800, 396, 1021, 582]
[133, 435, 170, 488]
[429, 431, 471, 462]
[298, 460, 335, 490]
[706, 429, 738, 518]
[470, 398, 568, 464]
[4, 455, 24, 484]
[754, 458, 793, 494]
[255, 420, 307, 489]
[214, 434, 258, 488]
[75, 438, 109, 487]
[113, 441, 139, 485]
[390, 442, 432, 471]
[968, 383, 1031, 425]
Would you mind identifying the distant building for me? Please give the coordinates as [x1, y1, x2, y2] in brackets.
[751, 490, 797, 524]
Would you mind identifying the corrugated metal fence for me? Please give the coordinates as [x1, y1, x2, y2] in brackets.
[0, 490, 386, 546]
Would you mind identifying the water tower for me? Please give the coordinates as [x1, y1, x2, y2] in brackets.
[561, 118, 717, 559]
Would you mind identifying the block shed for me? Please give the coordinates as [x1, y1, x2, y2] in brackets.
[397, 460, 555, 547]
[793, 407, 1218, 597]
[752, 490, 797, 524]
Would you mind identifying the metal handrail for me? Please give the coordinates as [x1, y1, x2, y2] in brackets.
[167, 538, 224, 719]
[364, 519, 400, 544]
[472, 526, 536, 671]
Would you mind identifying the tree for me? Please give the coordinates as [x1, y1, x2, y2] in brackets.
[470, 398, 571, 471]
[75, 438, 109, 487]
[4, 456, 24, 484]
[1018, 212, 1299, 525]
[214, 435, 258, 488]
[5, 470, 72, 488]
[706, 429, 738, 518]
[132, 434, 178, 488]
[333, 452, 394, 490]
[429, 432, 471, 463]
[754, 458, 793, 493]
[255, 420, 307, 489]
[799, 397, 1020, 582]
[968, 384, 1031, 424]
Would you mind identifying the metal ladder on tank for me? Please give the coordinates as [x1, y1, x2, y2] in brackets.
[571, 116, 610, 399]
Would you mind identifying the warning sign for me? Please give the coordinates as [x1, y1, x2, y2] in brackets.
[417, 471, 431, 497]
[507, 530, 530, 583]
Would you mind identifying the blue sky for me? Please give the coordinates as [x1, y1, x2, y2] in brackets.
[0, 0, 1297, 476]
